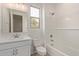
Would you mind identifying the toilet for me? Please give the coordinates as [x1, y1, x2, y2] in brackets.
[33, 39, 46, 56]
[36, 46, 46, 56]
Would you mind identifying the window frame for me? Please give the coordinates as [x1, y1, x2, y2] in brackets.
[30, 6, 40, 29]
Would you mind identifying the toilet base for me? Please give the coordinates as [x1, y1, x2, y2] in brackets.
[36, 47, 46, 56]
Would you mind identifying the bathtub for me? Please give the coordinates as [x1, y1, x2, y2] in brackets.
[46, 44, 68, 56]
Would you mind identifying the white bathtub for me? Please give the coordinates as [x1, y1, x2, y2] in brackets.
[46, 44, 68, 56]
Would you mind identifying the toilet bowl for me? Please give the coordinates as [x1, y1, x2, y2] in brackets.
[33, 39, 46, 56]
[36, 46, 46, 56]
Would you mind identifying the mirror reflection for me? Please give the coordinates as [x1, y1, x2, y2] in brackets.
[13, 14, 22, 32]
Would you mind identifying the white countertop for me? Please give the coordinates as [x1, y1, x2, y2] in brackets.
[0, 34, 32, 44]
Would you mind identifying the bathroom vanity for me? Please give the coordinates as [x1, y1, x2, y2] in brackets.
[0, 4, 32, 56]
[0, 37, 32, 56]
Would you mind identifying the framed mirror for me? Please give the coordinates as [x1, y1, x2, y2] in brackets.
[12, 14, 22, 32]
[9, 10, 27, 32]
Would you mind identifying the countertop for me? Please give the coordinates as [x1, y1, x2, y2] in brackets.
[0, 35, 32, 44]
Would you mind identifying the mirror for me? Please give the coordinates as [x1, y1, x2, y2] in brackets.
[9, 10, 27, 33]
[0, 4, 27, 33]
[13, 14, 22, 32]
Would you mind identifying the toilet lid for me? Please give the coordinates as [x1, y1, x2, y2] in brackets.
[36, 47, 46, 52]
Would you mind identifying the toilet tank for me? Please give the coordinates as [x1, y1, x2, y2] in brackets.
[33, 39, 43, 47]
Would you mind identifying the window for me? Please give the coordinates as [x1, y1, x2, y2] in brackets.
[30, 6, 40, 28]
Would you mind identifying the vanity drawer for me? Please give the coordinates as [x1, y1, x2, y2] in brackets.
[0, 40, 32, 51]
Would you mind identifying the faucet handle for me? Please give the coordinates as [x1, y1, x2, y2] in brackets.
[14, 33, 19, 38]
[50, 34, 53, 38]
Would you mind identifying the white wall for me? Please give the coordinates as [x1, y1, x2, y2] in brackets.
[44, 4, 56, 46]
[27, 3, 56, 47]
[0, 6, 1, 33]
[55, 3, 79, 56]
[1, 8, 9, 33]
[27, 4, 45, 45]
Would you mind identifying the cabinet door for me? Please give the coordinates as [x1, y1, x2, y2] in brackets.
[15, 46, 31, 56]
[0, 49, 13, 56]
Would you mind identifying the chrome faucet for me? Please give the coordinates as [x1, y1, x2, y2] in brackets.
[14, 33, 19, 38]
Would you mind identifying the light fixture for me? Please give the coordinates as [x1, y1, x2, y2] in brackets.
[1, 3, 27, 12]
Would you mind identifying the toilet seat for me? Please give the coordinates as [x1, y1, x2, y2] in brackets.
[32, 39, 46, 55]
[36, 47, 46, 56]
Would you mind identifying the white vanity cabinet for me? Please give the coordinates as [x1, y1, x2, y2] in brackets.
[0, 49, 13, 56]
[0, 40, 32, 56]
[14, 46, 30, 56]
